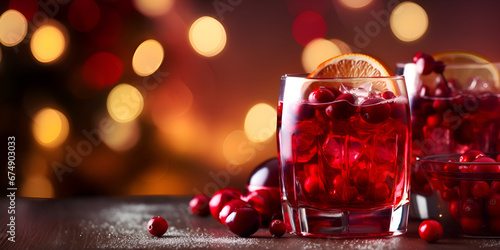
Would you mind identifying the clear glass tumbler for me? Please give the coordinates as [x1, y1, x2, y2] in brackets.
[398, 62, 500, 219]
[277, 74, 411, 237]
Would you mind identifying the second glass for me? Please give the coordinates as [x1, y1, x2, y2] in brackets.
[277, 74, 411, 237]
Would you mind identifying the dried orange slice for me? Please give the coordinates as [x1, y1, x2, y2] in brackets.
[307, 53, 397, 93]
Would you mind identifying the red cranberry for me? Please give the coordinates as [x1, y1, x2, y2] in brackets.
[497, 154, 500, 162]
[325, 93, 356, 120]
[326, 87, 342, 98]
[382, 91, 395, 99]
[304, 176, 322, 195]
[390, 101, 407, 119]
[491, 181, 500, 194]
[413, 52, 425, 63]
[293, 102, 315, 121]
[471, 181, 490, 199]
[209, 188, 242, 222]
[462, 198, 483, 217]
[461, 217, 483, 233]
[189, 194, 211, 216]
[332, 175, 345, 189]
[432, 99, 449, 112]
[471, 157, 500, 173]
[360, 98, 391, 124]
[247, 158, 279, 191]
[444, 162, 459, 172]
[460, 150, 486, 162]
[441, 188, 459, 201]
[225, 207, 261, 237]
[433, 61, 445, 74]
[415, 54, 436, 75]
[460, 181, 473, 198]
[354, 172, 369, 189]
[147, 216, 168, 237]
[219, 199, 252, 225]
[434, 82, 451, 97]
[418, 219, 443, 243]
[426, 114, 442, 127]
[244, 189, 281, 223]
[449, 200, 461, 219]
[269, 219, 286, 238]
[370, 182, 390, 202]
[308, 87, 336, 104]
[307, 163, 320, 176]
[487, 194, 500, 218]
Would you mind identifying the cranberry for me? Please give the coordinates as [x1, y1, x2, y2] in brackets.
[461, 217, 483, 233]
[479, 92, 498, 112]
[189, 194, 211, 216]
[360, 98, 391, 124]
[370, 182, 390, 202]
[244, 189, 281, 223]
[269, 219, 286, 238]
[434, 82, 451, 97]
[490, 218, 500, 234]
[307, 163, 320, 176]
[147, 216, 168, 237]
[308, 87, 336, 104]
[413, 52, 425, 63]
[415, 54, 436, 75]
[449, 200, 461, 219]
[460, 181, 473, 198]
[390, 101, 407, 119]
[382, 91, 395, 99]
[326, 87, 342, 97]
[219, 199, 252, 225]
[209, 188, 242, 222]
[432, 99, 449, 112]
[471, 181, 490, 199]
[247, 158, 279, 191]
[487, 194, 500, 218]
[471, 157, 500, 173]
[225, 207, 261, 237]
[460, 150, 486, 162]
[441, 188, 459, 201]
[497, 154, 500, 162]
[426, 114, 442, 127]
[444, 162, 459, 172]
[354, 172, 369, 189]
[325, 93, 356, 120]
[293, 102, 315, 121]
[491, 181, 500, 194]
[433, 61, 445, 74]
[462, 198, 483, 217]
[304, 176, 322, 195]
[418, 220, 443, 243]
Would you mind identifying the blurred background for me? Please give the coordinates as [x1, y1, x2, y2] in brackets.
[1, 0, 500, 198]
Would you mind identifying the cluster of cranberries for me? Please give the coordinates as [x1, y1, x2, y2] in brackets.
[188, 159, 286, 238]
[292, 86, 406, 125]
[428, 150, 500, 235]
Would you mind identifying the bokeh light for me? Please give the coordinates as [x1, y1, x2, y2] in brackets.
[133, 0, 174, 17]
[223, 130, 255, 165]
[82, 52, 123, 90]
[68, 0, 101, 32]
[32, 108, 70, 148]
[107, 83, 144, 123]
[292, 10, 327, 46]
[132, 39, 164, 77]
[189, 16, 227, 57]
[151, 79, 194, 122]
[390, 2, 428, 42]
[302, 38, 342, 73]
[244, 103, 277, 143]
[20, 176, 54, 198]
[102, 119, 141, 152]
[338, 0, 373, 9]
[30, 23, 68, 63]
[330, 38, 353, 54]
[157, 114, 209, 155]
[9, 0, 38, 21]
[0, 9, 27, 47]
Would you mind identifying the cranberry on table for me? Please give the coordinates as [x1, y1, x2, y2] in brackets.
[247, 158, 279, 191]
[360, 98, 391, 124]
[471, 157, 500, 173]
[244, 189, 281, 223]
[225, 207, 261, 237]
[219, 199, 252, 225]
[147, 216, 168, 237]
[269, 219, 286, 238]
[308, 87, 336, 104]
[460, 150, 486, 162]
[189, 194, 211, 216]
[418, 219, 443, 243]
[209, 188, 242, 222]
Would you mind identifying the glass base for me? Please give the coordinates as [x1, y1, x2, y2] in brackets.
[282, 201, 409, 238]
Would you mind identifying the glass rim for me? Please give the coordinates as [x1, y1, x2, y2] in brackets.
[281, 73, 405, 80]
[417, 153, 500, 164]
[396, 62, 500, 68]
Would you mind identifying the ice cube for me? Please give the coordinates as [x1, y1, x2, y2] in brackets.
[349, 82, 373, 104]
[322, 134, 344, 168]
[374, 136, 396, 164]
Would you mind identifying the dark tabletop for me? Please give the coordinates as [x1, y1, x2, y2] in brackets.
[1, 196, 500, 249]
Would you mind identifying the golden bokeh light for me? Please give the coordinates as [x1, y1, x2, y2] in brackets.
[20, 175, 54, 198]
[32, 108, 69, 148]
[31, 23, 67, 63]
[244, 103, 277, 143]
[0, 10, 27, 47]
[102, 118, 140, 152]
[338, 0, 373, 9]
[189, 16, 227, 57]
[133, 0, 174, 17]
[390, 2, 428, 42]
[156, 113, 209, 155]
[223, 130, 255, 165]
[302, 38, 342, 73]
[107, 83, 144, 123]
[132, 39, 164, 76]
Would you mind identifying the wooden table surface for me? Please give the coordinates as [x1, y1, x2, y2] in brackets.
[1, 196, 500, 249]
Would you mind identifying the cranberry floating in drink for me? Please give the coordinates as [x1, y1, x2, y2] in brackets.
[278, 53, 411, 237]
